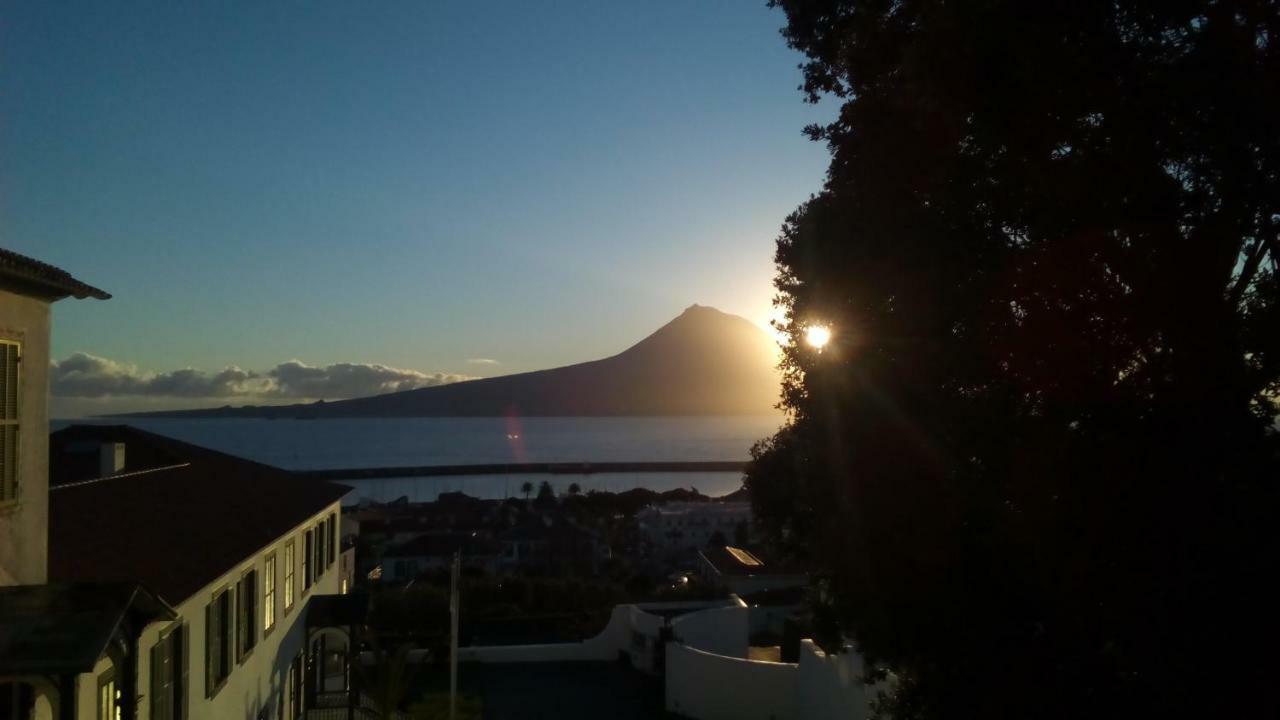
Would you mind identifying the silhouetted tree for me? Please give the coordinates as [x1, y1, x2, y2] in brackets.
[535, 480, 556, 507]
[352, 629, 420, 720]
[519, 481, 533, 501]
[747, 2, 1280, 719]
[567, 482, 582, 497]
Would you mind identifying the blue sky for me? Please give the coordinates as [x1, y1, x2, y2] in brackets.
[1, 1, 831, 413]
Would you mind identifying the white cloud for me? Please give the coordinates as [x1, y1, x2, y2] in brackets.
[467, 358, 501, 365]
[51, 353, 267, 398]
[50, 353, 476, 401]
[268, 360, 473, 399]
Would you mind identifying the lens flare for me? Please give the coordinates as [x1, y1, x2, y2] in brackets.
[804, 324, 832, 350]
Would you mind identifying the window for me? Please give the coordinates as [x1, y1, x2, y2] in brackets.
[303, 530, 313, 592]
[287, 653, 303, 720]
[98, 670, 120, 720]
[314, 523, 324, 579]
[206, 588, 232, 695]
[237, 568, 258, 662]
[0, 340, 19, 505]
[327, 513, 338, 568]
[284, 540, 296, 612]
[263, 553, 277, 634]
[150, 625, 184, 720]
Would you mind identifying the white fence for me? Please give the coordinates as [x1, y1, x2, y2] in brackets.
[457, 595, 877, 720]
[665, 639, 876, 720]
[457, 600, 730, 669]
[670, 598, 749, 658]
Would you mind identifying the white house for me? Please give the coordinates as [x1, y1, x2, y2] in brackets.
[0, 248, 109, 587]
[637, 501, 754, 557]
[48, 425, 351, 720]
[0, 248, 356, 720]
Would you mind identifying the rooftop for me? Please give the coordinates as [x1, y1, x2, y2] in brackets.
[48, 425, 350, 604]
[0, 247, 109, 301]
[699, 545, 804, 578]
[0, 583, 173, 675]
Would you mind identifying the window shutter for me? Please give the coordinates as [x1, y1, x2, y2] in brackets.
[246, 571, 257, 652]
[204, 603, 215, 697]
[176, 624, 189, 720]
[235, 578, 246, 662]
[0, 341, 18, 503]
[328, 515, 337, 568]
[225, 588, 234, 676]
[150, 641, 163, 720]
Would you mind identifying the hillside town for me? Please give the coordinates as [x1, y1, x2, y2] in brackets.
[1, 248, 874, 719]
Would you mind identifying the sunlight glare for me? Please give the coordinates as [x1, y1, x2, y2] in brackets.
[805, 324, 832, 350]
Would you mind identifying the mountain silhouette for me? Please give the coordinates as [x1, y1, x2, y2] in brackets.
[119, 305, 782, 417]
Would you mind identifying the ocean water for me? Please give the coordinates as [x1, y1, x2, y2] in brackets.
[52, 415, 785, 502]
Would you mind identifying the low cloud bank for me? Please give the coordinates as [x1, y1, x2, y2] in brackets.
[51, 353, 475, 401]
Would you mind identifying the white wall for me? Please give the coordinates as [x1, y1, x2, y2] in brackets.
[670, 597, 749, 659]
[0, 288, 51, 586]
[458, 604, 633, 664]
[457, 600, 732, 668]
[665, 643, 798, 720]
[795, 641, 875, 720]
[134, 501, 343, 720]
[665, 638, 877, 720]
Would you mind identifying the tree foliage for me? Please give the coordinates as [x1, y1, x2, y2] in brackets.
[747, 2, 1279, 718]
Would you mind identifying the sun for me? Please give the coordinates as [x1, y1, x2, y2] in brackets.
[804, 324, 832, 350]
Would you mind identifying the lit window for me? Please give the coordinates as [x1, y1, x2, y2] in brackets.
[98, 671, 118, 720]
[0, 340, 20, 505]
[283, 540, 296, 612]
[263, 553, 277, 633]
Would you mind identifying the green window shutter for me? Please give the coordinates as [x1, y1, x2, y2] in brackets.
[245, 571, 257, 652]
[150, 641, 163, 720]
[328, 515, 337, 568]
[176, 624, 189, 720]
[204, 603, 215, 697]
[0, 341, 19, 503]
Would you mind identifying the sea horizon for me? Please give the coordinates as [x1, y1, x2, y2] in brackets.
[50, 414, 784, 503]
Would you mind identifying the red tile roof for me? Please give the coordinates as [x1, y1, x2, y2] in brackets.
[48, 425, 348, 604]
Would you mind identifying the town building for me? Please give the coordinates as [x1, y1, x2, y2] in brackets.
[48, 425, 350, 720]
[697, 545, 808, 597]
[379, 532, 501, 581]
[637, 501, 753, 558]
[0, 248, 358, 720]
[0, 248, 109, 587]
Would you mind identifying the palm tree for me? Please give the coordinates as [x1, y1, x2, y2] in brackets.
[535, 480, 555, 504]
[353, 629, 418, 720]
[520, 481, 534, 501]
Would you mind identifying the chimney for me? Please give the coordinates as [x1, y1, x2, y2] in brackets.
[99, 442, 125, 477]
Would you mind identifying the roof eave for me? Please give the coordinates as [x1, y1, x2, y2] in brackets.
[0, 273, 111, 301]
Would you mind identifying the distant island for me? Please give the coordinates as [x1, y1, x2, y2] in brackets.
[113, 304, 782, 418]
